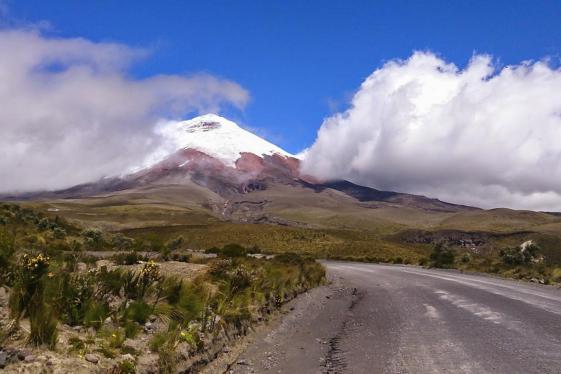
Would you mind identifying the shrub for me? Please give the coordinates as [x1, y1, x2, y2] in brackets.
[115, 359, 136, 374]
[82, 229, 105, 250]
[83, 301, 110, 330]
[460, 253, 472, 263]
[170, 253, 191, 262]
[9, 253, 51, 320]
[149, 331, 169, 352]
[132, 262, 161, 301]
[103, 327, 126, 349]
[125, 301, 152, 324]
[207, 258, 233, 278]
[99, 344, 117, 359]
[0, 229, 16, 285]
[178, 325, 203, 350]
[123, 320, 140, 339]
[97, 268, 127, 296]
[273, 253, 306, 265]
[36, 218, 51, 231]
[500, 241, 541, 266]
[161, 277, 183, 305]
[56, 273, 95, 326]
[68, 336, 85, 352]
[172, 281, 207, 324]
[111, 234, 135, 251]
[166, 236, 184, 251]
[429, 243, 455, 268]
[207, 244, 248, 257]
[117, 261, 162, 301]
[154, 331, 179, 374]
[221, 243, 248, 257]
[228, 265, 254, 294]
[112, 251, 146, 265]
[205, 246, 221, 254]
[9, 253, 58, 348]
[52, 227, 67, 239]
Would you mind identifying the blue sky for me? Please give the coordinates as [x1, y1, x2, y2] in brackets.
[7, 0, 561, 154]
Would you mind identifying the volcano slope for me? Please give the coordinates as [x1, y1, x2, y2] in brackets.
[13, 155, 561, 272]
[7, 114, 561, 272]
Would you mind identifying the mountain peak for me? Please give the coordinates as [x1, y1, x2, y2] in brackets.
[144, 114, 293, 169]
[183, 113, 239, 132]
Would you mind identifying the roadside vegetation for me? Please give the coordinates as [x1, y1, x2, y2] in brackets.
[0, 203, 325, 372]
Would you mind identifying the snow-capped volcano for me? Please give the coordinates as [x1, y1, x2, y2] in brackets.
[143, 114, 294, 169]
[12, 113, 470, 215]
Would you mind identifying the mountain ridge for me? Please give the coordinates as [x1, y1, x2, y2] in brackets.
[2, 114, 474, 215]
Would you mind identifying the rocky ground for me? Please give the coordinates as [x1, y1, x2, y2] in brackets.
[0, 256, 321, 373]
[0, 260, 208, 373]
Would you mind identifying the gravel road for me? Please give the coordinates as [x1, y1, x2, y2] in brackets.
[228, 262, 561, 374]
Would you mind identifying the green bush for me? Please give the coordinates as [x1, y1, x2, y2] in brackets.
[206, 244, 248, 257]
[221, 244, 248, 257]
[429, 243, 456, 268]
[205, 246, 220, 254]
[500, 241, 541, 266]
[56, 273, 95, 326]
[82, 229, 105, 250]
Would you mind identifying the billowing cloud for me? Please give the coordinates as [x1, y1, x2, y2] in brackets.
[303, 52, 561, 211]
[0, 28, 249, 193]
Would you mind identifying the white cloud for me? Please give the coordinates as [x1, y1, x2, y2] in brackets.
[302, 52, 561, 211]
[0, 28, 249, 193]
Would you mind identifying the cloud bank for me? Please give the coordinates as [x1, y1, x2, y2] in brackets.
[303, 52, 561, 211]
[0, 28, 248, 193]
